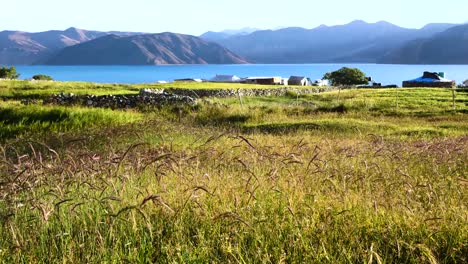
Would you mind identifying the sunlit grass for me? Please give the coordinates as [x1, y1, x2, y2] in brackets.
[0, 80, 326, 100]
[0, 82, 467, 262]
[0, 80, 140, 99]
[0, 101, 142, 139]
[0, 129, 466, 262]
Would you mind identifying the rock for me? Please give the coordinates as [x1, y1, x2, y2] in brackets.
[43, 87, 336, 109]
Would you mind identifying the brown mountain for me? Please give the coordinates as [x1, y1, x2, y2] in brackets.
[45, 33, 248, 65]
[0, 27, 108, 64]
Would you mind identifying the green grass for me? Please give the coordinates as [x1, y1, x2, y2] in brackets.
[0, 82, 467, 262]
[1, 132, 466, 262]
[0, 80, 326, 100]
[0, 101, 142, 140]
[192, 88, 468, 138]
[137, 81, 317, 90]
[0, 80, 140, 99]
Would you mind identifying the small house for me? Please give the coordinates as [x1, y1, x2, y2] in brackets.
[402, 72, 455, 88]
[288, 76, 311, 86]
[463, 80, 468, 87]
[313, 79, 329, 86]
[210, 75, 242, 83]
[245, 77, 283, 85]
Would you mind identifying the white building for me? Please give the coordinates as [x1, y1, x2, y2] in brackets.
[244, 77, 283, 85]
[210, 75, 242, 83]
[313, 79, 329, 86]
[288, 76, 311, 86]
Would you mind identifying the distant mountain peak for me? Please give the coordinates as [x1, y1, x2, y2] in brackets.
[379, 23, 468, 64]
[420, 23, 458, 30]
[65, 27, 79, 32]
[376, 20, 395, 26]
[0, 28, 108, 65]
[200, 27, 261, 41]
[348, 20, 368, 25]
[45, 32, 248, 65]
[221, 27, 259, 35]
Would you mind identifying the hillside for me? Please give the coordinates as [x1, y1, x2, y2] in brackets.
[0, 22, 462, 65]
[45, 33, 248, 65]
[203, 21, 457, 63]
[200, 27, 260, 42]
[0, 28, 108, 64]
[379, 24, 468, 64]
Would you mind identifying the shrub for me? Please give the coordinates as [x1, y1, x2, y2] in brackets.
[32, 74, 53, 81]
[0, 66, 20, 79]
[323, 67, 368, 86]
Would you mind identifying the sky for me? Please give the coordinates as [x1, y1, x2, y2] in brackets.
[2, 0, 467, 35]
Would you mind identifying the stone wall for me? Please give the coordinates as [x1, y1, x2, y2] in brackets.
[42, 87, 337, 108]
[163, 87, 336, 98]
[43, 90, 195, 108]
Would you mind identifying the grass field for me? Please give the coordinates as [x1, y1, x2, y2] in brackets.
[0, 81, 467, 262]
[0, 80, 317, 100]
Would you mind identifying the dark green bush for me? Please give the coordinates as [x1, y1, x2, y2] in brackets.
[0, 66, 19, 79]
[323, 67, 368, 86]
[32, 74, 53, 81]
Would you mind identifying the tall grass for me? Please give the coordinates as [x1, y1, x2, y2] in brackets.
[0, 84, 467, 262]
[0, 80, 140, 99]
[0, 101, 142, 139]
[0, 129, 466, 262]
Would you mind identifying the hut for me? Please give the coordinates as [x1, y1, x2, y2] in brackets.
[288, 76, 311, 86]
[210, 75, 242, 83]
[244, 77, 283, 85]
[402, 72, 455, 88]
[313, 79, 329, 86]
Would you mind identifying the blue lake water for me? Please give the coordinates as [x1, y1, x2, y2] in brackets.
[14, 64, 468, 85]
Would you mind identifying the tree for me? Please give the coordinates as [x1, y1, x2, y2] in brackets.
[0, 66, 20, 79]
[323, 67, 368, 86]
[32, 74, 53, 81]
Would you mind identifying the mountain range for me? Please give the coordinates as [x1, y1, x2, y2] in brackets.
[1, 21, 467, 65]
[379, 24, 468, 64]
[0, 28, 245, 65]
[46, 33, 247, 65]
[0, 27, 108, 64]
[204, 21, 461, 64]
[200, 27, 260, 42]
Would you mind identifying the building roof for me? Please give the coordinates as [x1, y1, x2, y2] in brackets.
[210, 75, 241, 82]
[405, 71, 453, 83]
[288, 76, 307, 82]
[246, 76, 281, 80]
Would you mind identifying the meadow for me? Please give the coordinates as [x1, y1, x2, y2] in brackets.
[0, 80, 315, 100]
[0, 80, 467, 263]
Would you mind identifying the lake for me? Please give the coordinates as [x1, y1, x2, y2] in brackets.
[13, 64, 468, 85]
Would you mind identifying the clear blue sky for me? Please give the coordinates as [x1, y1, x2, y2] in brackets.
[2, 0, 467, 35]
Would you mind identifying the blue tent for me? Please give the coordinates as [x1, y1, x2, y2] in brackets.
[403, 72, 455, 88]
[406, 72, 452, 83]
